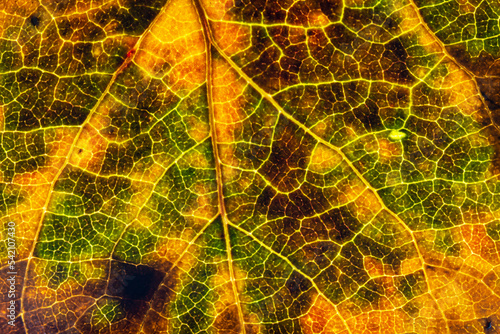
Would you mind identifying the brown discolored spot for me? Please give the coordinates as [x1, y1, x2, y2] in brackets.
[83, 278, 107, 298]
[446, 44, 496, 78]
[213, 305, 242, 333]
[477, 77, 500, 125]
[244, 324, 261, 334]
[288, 1, 340, 27]
[142, 309, 170, 333]
[259, 115, 316, 193]
[352, 100, 384, 132]
[286, 271, 313, 299]
[0, 260, 27, 327]
[485, 125, 500, 178]
[317, 207, 362, 244]
[381, 38, 417, 85]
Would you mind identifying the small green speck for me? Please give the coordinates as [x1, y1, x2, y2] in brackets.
[389, 129, 406, 141]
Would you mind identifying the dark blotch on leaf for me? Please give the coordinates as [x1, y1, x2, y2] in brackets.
[30, 15, 40, 27]
[107, 261, 165, 302]
[481, 316, 498, 332]
[382, 38, 416, 85]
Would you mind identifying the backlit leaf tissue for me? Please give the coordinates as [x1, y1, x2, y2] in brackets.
[1, 0, 500, 333]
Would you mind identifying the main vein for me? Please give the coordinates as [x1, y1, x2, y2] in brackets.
[192, 0, 247, 332]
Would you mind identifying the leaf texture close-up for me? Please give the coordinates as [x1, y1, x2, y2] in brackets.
[1, 0, 500, 333]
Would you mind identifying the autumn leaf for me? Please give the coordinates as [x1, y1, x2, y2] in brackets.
[1, 0, 500, 333]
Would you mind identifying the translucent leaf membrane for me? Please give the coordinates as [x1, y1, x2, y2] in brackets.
[1, 0, 500, 333]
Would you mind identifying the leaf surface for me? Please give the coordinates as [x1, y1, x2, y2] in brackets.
[1, 0, 500, 333]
